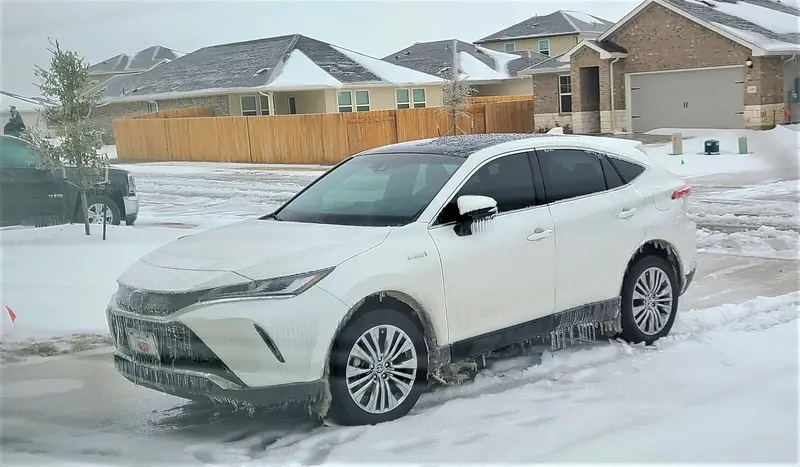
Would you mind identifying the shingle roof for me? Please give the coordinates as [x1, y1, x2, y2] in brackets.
[90, 34, 442, 102]
[89, 46, 181, 75]
[383, 40, 496, 77]
[383, 40, 538, 79]
[476, 10, 615, 43]
[660, 0, 800, 48]
[517, 54, 571, 75]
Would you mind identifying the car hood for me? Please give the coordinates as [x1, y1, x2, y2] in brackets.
[128, 219, 391, 283]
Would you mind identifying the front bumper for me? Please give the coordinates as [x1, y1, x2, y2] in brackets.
[123, 195, 139, 217]
[106, 285, 349, 402]
[113, 351, 326, 406]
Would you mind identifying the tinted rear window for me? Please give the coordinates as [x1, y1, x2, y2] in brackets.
[610, 158, 645, 183]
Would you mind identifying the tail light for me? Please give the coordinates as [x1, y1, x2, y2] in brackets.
[671, 185, 692, 200]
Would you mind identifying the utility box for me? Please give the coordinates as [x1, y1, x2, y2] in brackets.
[704, 139, 720, 155]
[738, 136, 748, 154]
[671, 133, 683, 155]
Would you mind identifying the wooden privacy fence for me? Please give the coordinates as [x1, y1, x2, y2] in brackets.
[132, 106, 214, 119]
[464, 94, 533, 103]
[113, 100, 535, 165]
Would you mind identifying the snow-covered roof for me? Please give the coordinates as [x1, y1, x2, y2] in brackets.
[91, 34, 444, 102]
[475, 10, 615, 43]
[598, 0, 800, 56]
[89, 46, 182, 75]
[517, 54, 572, 75]
[383, 40, 542, 81]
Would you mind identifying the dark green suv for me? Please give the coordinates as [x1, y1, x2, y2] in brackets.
[0, 135, 139, 228]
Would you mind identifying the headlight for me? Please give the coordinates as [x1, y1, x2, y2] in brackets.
[127, 174, 137, 195]
[201, 267, 335, 302]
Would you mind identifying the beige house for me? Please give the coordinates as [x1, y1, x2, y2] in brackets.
[519, 0, 800, 133]
[89, 34, 446, 143]
[475, 10, 615, 57]
[89, 46, 182, 86]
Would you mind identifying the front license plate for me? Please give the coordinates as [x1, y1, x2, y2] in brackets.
[126, 330, 159, 359]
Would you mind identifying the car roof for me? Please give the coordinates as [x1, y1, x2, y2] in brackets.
[358, 133, 565, 158]
[357, 133, 650, 163]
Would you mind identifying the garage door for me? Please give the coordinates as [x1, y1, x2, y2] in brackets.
[629, 67, 744, 133]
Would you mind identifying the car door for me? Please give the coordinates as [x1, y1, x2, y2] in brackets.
[534, 147, 648, 313]
[0, 137, 66, 227]
[428, 151, 556, 344]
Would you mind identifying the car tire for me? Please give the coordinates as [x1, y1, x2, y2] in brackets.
[81, 195, 121, 226]
[618, 256, 679, 345]
[327, 307, 428, 426]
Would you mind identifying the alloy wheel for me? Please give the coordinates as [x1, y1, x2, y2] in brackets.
[632, 266, 674, 336]
[86, 203, 114, 224]
[345, 324, 418, 414]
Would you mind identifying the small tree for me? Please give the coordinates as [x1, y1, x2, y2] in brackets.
[439, 40, 476, 136]
[26, 39, 107, 236]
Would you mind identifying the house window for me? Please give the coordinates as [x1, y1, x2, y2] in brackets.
[504, 42, 516, 53]
[339, 90, 370, 112]
[396, 88, 427, 109]
[559, 74, 572, 113]
[355, 90, 370, 112]
[539, 39, 550, 56]
[396, 89, 410, 109]
[288, 96, 297, 114]
[147, 101, 158, 113]
[412, 88, 426, 108]
[240, 95, 270, 116]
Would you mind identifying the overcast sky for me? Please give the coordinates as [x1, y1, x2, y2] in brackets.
[1, 0, 640, 103]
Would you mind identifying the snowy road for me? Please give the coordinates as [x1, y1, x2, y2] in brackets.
[1, 129, 798, 465]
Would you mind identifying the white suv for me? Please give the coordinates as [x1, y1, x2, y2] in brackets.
[107, 133, 697, 426]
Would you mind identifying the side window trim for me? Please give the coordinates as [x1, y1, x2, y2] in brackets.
[429, 150, 540, 228]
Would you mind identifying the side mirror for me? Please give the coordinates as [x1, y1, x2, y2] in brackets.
[454, 195, 498, 237]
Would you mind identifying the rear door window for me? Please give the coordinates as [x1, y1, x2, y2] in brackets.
[0, 137, 40, 168]
[599, 155, 624, 190]
[609, 157, 646, 183]
[535, 148, 607, 203]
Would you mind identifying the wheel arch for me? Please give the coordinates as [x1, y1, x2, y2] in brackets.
[315, 290, 443, 418]
[620, 239, 683, 295]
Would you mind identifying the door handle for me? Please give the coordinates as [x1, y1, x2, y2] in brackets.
[527, 228, 553, 241]
[618, 208, 637, 219]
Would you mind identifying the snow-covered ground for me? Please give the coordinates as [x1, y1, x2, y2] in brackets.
[0, 126, 798, 464]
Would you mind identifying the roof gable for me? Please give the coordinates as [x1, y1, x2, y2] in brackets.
[598, 0, 800, 55]
[476, 10, 614, 43]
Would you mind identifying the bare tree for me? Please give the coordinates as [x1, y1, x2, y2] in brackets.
[439, 40, 476, 136]
[25, 38, 107, 236]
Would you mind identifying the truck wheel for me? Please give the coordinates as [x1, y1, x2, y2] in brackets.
[82, 195, 121, 225]
[327, 307, 427, 426]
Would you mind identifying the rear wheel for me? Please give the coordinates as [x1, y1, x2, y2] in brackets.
[327, 308, 427, 426]
[619, 256, 679, 345]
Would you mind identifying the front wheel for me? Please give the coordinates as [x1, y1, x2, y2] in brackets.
[327, 308, 427, 426]
[82, 195, 121, 226]
[619, 256, 679, 345]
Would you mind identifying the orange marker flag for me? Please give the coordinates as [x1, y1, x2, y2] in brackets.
[5, 306, 17, 326]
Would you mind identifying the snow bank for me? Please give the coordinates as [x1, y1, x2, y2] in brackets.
[265, 49, 342, 90]
[697, 226, 799, 260]
[0, 224, 186, 349]
[642, 127, 796, 177]
[332, 46, 444, 85]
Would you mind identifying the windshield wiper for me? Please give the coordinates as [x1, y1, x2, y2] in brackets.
[260, 212, 281, 221]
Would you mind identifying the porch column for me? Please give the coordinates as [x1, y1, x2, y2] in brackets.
[268, 91, 275, 116]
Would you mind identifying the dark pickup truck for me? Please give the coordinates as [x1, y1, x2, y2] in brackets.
[0, 134, 139, 228]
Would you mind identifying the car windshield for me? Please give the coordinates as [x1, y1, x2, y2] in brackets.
[273, 153, 464, 227]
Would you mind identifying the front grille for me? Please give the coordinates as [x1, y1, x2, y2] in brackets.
[108, 312, 244, 386]
[116, 285, 204, 317]
[115, 355, 217, 393]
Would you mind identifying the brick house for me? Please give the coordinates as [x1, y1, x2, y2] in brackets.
[519, 0, 800, 133]
[89, 34, 445, 143]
